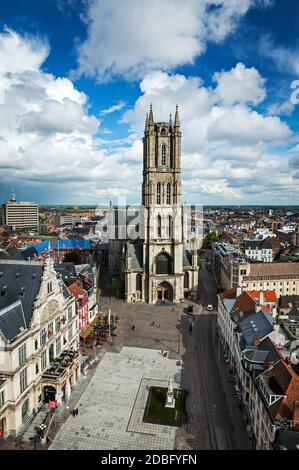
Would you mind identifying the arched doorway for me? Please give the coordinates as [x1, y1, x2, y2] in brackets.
[43, 385, 56, 403]
[156, 282, 173, 302]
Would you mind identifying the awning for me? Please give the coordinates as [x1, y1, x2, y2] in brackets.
[80, 324, 93, 339]
[90, 317, 99, 326]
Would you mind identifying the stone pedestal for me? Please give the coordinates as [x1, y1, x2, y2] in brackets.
[165, 379, 175, 409]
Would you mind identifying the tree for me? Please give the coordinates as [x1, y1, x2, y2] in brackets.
[108, 275, 121, 298]
[203, 231, 218, 249]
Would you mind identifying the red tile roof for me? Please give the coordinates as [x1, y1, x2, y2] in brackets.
[68, 282, 86, 299]
[247, 290, 277, 303]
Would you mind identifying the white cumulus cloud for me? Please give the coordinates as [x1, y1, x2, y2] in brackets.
[76, 0, 270, 82]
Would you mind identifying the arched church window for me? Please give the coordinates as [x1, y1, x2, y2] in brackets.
[166, 183, 171, 205]
[156, 252, 172, 275]
[161, 145, 166, 165]
[157, 214, 161, 238]
[156, 183, 161, 204]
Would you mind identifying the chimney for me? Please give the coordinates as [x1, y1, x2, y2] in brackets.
[253, 335, 261, 347]
[236, 285, 242, 297]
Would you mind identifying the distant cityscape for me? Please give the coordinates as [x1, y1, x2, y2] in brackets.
[1, 0, 299, 455]
[0, 111, 298, 451]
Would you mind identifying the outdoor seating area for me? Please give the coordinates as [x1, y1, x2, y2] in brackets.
[80, 312, 119, 350]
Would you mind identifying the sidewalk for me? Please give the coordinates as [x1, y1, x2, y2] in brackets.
[47, 347, 108, 441]
[212, 334, 252, 450]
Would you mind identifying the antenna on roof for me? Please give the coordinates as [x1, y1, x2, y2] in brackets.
[10, 188, 16, 202]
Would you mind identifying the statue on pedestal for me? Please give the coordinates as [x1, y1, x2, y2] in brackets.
[165, 378, 175, 409]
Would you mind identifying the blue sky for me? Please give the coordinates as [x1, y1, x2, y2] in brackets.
[0, 0, 298, 205]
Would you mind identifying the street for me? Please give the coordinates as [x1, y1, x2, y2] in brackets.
[177, 251, 250, 449]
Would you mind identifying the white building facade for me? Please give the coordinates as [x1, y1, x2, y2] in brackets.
[0, 258, 80, 437]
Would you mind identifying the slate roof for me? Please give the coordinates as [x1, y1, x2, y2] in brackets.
[244, 238, 272, 250]
[223, 298, 235, 315]
[75, 264, 90, 276]
[273, 430, 299, 450]
[54, 262, 76, 286]
[128, 243, 143, 269]
[0, 260, 43, 334]
[0, 300, 27, 342]
[183, 250, 192, 268]
[0, 244, 24, 261]
[238, 310, 274, 347]
[279, 295, 299, 316]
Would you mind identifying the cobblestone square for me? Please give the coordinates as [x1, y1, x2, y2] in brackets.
[50, 346, 182, 450]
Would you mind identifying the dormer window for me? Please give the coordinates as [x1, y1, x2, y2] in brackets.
[161, 145, 166, 165]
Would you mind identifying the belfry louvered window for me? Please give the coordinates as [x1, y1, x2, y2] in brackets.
[161, 145, 166, 165]
[157, 183, 161, 204]
[166, 183, 171, 204]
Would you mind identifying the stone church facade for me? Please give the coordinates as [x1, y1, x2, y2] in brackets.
[109, 105, 199, 303]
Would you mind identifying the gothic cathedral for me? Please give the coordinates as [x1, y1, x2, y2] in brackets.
[109, 105, 199, 303]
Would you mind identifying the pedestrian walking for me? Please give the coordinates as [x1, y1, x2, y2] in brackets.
[72, 409, 76, 418]
[131, 325, 135, 331]
[75, 408, 79, 416]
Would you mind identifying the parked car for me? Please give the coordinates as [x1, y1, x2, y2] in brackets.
[206, 304, 213, 311]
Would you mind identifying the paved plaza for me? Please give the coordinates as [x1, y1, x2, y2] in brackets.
[50, 347, 182, 450]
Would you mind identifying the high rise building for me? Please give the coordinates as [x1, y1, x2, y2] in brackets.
[0, 191, 39, 230]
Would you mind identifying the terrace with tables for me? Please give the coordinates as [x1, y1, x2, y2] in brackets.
[41, 350, 80, 403]
[80, 312, 119, 352]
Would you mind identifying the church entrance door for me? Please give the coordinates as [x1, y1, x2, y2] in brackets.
[156, 282, 173, 302]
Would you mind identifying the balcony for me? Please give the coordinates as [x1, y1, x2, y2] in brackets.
[42, 350, 79, 381]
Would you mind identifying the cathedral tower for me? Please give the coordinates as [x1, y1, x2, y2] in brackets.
[142, 104, 184, 303]
[122, 104, 199, 304]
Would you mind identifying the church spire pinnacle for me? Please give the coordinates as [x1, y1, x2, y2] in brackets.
[148, 103, 154, 127]
[174, 104, 180, 128]
[169, 113, 173, 129]
[145, 112, 149, 131]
